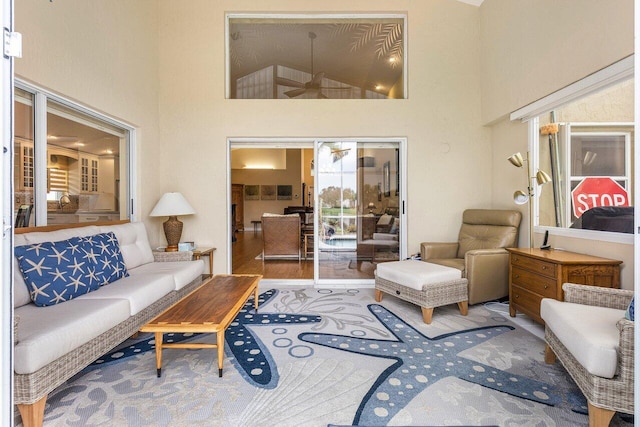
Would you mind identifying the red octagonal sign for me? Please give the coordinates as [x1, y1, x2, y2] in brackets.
[571, 177, 629, 218]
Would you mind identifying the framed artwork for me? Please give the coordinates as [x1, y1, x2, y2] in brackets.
[383, 161, 391, 197]
[277, 185, 293, 200]
[261, 185, 276, 200]
[244, 185, 260, 200]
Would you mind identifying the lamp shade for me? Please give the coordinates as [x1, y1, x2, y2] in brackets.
[513, 190, 529, 205]
[149, 192, 195, 217]
[535, 170, 552, 185]
[507, 152, 524, 168]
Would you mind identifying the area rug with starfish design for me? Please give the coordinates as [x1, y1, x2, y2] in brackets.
[32, 287, 633, 426]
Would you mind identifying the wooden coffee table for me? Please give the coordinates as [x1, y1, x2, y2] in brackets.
[140, 274, 261, 378]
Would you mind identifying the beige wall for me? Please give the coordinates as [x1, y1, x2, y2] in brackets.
[480, 0, 634, 124]
[231, 149, 304, 227]
[15, 0, 161, 240]
[13, 0, 633, 284]
[156, 0, 490, 272]
[482, 0, 635, 288]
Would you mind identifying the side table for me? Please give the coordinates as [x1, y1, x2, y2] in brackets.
[153, 247, 216, 275]
[193, 247, 216, 275]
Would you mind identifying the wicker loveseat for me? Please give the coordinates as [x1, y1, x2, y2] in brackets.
[13, 221, 205, 427]
[541, 283, 634, 426]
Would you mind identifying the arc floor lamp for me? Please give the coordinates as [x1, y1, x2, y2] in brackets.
[507, 151, 552, 248]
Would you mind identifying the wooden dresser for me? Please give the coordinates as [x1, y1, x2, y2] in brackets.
[507, 248, 621, 324]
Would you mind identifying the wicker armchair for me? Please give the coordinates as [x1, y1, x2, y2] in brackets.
[261, 214, 301, 260]
[541, 283, 634, 426]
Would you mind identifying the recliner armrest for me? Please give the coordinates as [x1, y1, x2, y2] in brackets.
[420, 242, 458, 260]
[464, 249, 510, 305]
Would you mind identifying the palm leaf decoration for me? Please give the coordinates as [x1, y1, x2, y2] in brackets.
[347, 23, 403, 67]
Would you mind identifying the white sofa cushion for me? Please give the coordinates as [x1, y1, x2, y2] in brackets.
[80, 272, 175, 316]
[14, 297, 130, 374]
[99, 222, 154, 269]
[128, 260, 204, 291]
[541, 298, 624, 379]
[14, 226, 101, 309]
[376, 260, 462, 291]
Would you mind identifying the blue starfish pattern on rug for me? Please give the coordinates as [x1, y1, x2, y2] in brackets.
[226, 288, 322, 388]
[300, 304, 561, 426]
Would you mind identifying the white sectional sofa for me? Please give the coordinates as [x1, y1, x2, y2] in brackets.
[13, 221, 206, 427]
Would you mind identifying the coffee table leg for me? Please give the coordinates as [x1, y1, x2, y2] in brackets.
[154, 332, 163, 377]
[254, 286, 259, 312]
[217, 330, 224, 377]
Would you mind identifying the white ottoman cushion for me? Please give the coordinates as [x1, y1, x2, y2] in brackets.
[541, 298, 624, 379]
[376, 260, 462, 291]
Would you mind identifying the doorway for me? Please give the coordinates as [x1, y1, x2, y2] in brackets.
[228, 138, 406, 284]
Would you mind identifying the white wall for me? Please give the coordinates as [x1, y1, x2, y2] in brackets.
[481, 0, 635, 288]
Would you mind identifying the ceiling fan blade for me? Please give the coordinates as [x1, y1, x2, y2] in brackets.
[285, 88, 307, 98]
[319, 86, 354, 90]
[276, 77, 306, 89]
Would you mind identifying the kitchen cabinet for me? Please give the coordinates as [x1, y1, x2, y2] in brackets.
[80, 154, 99, 193]
[15, 139, 34, 191]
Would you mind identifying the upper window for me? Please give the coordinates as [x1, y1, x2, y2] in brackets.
[226, 14, 406, 99]
[511, 57, 634, 238]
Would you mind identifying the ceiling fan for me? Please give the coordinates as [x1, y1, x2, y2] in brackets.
[275, 32, 353, 99]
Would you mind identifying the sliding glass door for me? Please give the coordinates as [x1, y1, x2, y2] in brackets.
[315, 139, 405, 283]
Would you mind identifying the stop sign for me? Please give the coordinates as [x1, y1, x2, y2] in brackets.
[571, 177, 629, 218]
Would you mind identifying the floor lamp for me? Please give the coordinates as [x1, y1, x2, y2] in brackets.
[507, 152, 552, 248]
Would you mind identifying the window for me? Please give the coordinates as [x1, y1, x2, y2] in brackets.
[226, 14, 407, 99]
[14, 82, 134, 226]
[511, 56, 634, 240]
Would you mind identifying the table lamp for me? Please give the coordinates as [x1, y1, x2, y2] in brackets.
[367, 202, 376, 214]
[150, 192, 195, 252]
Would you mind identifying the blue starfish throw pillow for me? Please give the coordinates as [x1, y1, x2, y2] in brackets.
[81, 232, 129, 286]
[14, 232, 128, 307]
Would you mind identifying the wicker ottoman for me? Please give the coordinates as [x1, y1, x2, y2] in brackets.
[375, 260, 468, 324]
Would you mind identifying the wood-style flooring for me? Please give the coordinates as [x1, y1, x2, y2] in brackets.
[231, 230, 377, 280]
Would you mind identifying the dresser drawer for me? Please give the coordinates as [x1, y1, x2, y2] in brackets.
[511, 266, 557, 298]
[511, 255, 556, 278]
[511, 285, 544, 320]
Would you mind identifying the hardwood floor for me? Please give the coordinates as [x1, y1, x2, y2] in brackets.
[231, 231, 378, 280]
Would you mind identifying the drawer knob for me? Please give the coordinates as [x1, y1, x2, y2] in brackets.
[514, 274, 520, 279]
[542, 266, 547, 270]
[544, 285, 548, 289]
[515, 294, 519, 299]
[395, 290, 401, 296]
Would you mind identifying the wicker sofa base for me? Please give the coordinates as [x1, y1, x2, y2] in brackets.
[15, 275, 205, 418]
[374, 275, 468, 324]
[545, 327, 634, 416]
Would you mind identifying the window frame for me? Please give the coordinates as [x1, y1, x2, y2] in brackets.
[15, 79, 138, 224]
[511, 55, 634, 245]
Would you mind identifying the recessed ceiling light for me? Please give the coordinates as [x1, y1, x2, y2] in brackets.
[388, 57, 396, 63]
[105, 149, 113, 154]
[74, 142, 85, 147]
[375, 85, 383, 90]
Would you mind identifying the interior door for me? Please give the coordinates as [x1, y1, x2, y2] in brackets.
[315, 139, 404, 284]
